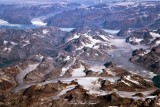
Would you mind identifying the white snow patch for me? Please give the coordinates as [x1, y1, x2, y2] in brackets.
[10, 42, 18, 46]
[31, 18, 47, 26]
[60, 58, 76, 76]
[3, 40, 8, 45]
[3, 47, 12, 52]
[68, 34, 80, 41]
[77, 78, 106, 95]
[22, 40, 30, 47]
[155, 40, 160, 45]
[150, 32, 160, 39]
[106, 69, 116, 76]
[103, 29, 120, 34]
[124, 75, 139, 85]
[43, 29, 49, 34]
[52, 85, 76, 100]
[61, 68, 67, 76]
[83, 34, 102, 48]
[60, 28, 74, 32]
[114, 2, 136, 6]
[99, 35, 110, 41]
[63, 56, 70, 61]
[72, 65, 86, 77]
[121, 80, 130, 86]
[0, 19, 22, 27]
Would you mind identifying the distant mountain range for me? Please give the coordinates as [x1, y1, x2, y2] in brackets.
[0, 1, 159, 30]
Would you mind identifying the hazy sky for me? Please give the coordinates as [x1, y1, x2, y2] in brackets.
[0, 0, 159, 3]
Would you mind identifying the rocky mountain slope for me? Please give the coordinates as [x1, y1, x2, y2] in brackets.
[125, 29, 160, 75]
[0, 1, 160, 29]
[48, 1, 160, 29]
[0, 2, 81, 25]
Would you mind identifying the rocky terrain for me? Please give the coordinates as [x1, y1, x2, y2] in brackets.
[127, 29, 160, 74]
[48, 1, 160, 29]
[0, 1, 160, 29]
[0, 1, 160, 107]
[0, 2, 81, 26]
[0, 26, 159, 107]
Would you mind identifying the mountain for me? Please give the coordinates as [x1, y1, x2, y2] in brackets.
[0, 26, 160, 107]
[0, 2, 81, 26]
[0, 27, 67, 67]
[117, 28, 160, 73]
[48, 1, 160, 29]
[0, 1, 160, 107]
[0, 1, 159, 29]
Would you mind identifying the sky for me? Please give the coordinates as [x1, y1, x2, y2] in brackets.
[0, 0, 159, 4]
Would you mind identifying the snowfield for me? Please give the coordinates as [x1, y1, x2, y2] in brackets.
[31, 18, 47, 26]
[0, 19, 22, 27]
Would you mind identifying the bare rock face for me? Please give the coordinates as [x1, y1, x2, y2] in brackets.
[131, 45, 160, 74]
[104, 61, 116, 68]
[0, 27, 67, 67]
[100, 80, 113, 91]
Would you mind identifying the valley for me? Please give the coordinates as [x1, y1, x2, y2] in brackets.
[0, 1, 160, 107]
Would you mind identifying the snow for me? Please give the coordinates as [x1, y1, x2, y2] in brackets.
[60, 28, 74, 32]
[135, 38, 143, 43]
[115, 89, 156, 100]
[31, 18, 47, 26]
[110, 38, 126, 48]
[124, 75, 139, 85]
[103, 29, 120, 34]
[150, 32, 160, 39]
[10, 42, 18, 46]
[106, 69, 116, 76]
[128, 37, 143, 44]
[68, 32, 113, 51]
[84, 60, 106, 74]
[16, 55, 43, 85]
[16, 63, 40, 85]
[89, 65, 104, 73]
[93, 45, 100, 49]
[83, 34, 102, 48]
[3, 40, 17, 46]
[60, 58, 76, 76]
[108, 1, 137, 9]
[113, 2, 136, 6]
[61, 68, 67, 76]
[99, 35, 112, 42]
[63, 56, 70, 61]
[77, 78, 104, 95]
[3, 47, 11, 52]
[67, 34, 80, 41]
[3, 40, 8, 45]
[22, 40, 30, 47]
[24, 40, 30, 44]
[52, 85, 76, 100]
[71, 65, 86, 77]
[0, 19, 22, 27]
[121, 80, 130, 86]
[95, 53, 99, 56]
[155, 40, 160, 45]
[42, 29, 49, 34]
